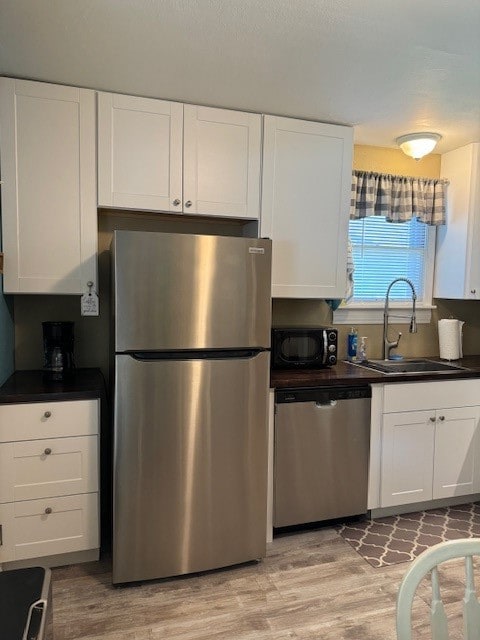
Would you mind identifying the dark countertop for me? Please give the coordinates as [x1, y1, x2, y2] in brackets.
[271, 356, 480, 389]
[0, 368, 107, 404]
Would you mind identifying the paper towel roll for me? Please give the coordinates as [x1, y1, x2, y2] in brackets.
[438, 319, 463, 360]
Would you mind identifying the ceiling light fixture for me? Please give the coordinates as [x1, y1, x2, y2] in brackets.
[396, 132, 442, 160]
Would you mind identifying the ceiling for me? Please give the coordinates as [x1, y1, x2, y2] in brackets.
[1, 0, 479, 154]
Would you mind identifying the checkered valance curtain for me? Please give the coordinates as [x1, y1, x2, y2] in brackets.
[350, 171, 448, 225]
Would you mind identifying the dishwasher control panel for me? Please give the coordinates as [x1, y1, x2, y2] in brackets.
[276, 385, 371, 404]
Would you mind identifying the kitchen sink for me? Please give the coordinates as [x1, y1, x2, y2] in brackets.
[349, 358, 470, 375]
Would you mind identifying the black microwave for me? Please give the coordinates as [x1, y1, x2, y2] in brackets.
[271, 327, 338, 369]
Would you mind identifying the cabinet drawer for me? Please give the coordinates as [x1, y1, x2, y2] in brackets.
[383, 379, 480, 413]
[0, 435, 98, 503]
[0, 503, 15, 561]
[0, 493, 99, 562]
[0, 399, 99, 442]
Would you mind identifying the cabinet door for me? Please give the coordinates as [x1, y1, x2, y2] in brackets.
[434, 143, 480, 299]
[8, 493, 99, 561]
[183, 105, 261, 218]
[97, 92, 183, 212]
[0, 78, 97, 294]
[0, 436, 99, 504]
[381, 411, 435, 507]
[0, 445, 14, 504]
[433, 407, 480, 499]
[261, 116, 353, 298]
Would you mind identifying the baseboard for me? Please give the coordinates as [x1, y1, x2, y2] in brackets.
[0, 548, 99, 571]
[370, 494, 480, 519]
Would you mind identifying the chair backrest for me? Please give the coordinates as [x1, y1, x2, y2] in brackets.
[397, 539, 480, 640]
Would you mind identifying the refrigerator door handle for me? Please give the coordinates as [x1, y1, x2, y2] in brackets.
[128, 349, 267, 361]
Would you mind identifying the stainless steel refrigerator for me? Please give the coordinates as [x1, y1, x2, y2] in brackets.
[112, 230, 272, 584]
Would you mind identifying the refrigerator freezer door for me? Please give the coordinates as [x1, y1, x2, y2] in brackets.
[113, 231, 272, 351]
[113, 351, 269, 583]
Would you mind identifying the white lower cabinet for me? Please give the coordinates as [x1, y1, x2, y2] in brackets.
[0, 435, 98, 503]
[0, 494, 99, 563]
[433, 407, 480, 499]
[0, 399, 100, 566]
[370, 380, 480, 510]
[381, 411, 435, 507]
[381, 406, 480, 507]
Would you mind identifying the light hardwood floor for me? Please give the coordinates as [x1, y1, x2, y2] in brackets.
[52, 527, 471, 640]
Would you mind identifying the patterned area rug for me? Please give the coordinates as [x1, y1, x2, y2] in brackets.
[338, 503, 480, 568]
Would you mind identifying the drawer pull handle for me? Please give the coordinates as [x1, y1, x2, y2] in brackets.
[439, 415, 445, 421]
[429, 416, 436, 422]
[44, 507, 52, 515]
[44, 448, 52, 455]
[44, 411, 52, 419]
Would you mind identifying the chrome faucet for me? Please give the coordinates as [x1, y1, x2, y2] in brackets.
[383, 278, 417, 360]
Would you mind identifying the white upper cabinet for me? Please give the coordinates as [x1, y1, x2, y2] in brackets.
[98, 94, 262, 219]
[261, 116, 353, 298]
[97, 93, 183, 212]
[0, 78, 98, 294]
[434, 142, 480, 299]
[183, 105, 261, 218]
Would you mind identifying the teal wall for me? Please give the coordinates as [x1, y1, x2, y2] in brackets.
[0, 222, 14, 385]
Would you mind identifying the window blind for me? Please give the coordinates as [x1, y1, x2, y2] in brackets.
[349, 216, 427, 302]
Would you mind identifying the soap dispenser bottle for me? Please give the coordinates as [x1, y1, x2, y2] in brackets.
[347, 327, 358, 361]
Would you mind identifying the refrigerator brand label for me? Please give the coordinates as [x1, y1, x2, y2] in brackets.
[249, 247, 265, 254]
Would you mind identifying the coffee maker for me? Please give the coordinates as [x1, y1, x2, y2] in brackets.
[42, 321, 75, 379]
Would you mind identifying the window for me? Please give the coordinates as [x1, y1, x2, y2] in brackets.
[333, 215, 436, 324]
[350, 216, 427, 302]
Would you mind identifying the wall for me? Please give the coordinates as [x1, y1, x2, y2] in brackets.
[0, 221, 15, 384]
[0, 288, 14, 384]
[13, 144, 480, 373]
[13, 211, 255, 381]
[272, 144, 480, 360]
[353, 145, 440, 177]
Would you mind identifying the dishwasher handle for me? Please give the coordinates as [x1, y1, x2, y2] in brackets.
[276, 385, 371, 404]
[315, 400, 337, 408]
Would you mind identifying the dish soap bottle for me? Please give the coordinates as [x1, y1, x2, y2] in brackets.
[347, 327, 358, 361]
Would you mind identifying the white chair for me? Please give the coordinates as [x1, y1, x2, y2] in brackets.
[397, 538, 480, 640]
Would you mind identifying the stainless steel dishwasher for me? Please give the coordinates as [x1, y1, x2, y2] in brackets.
[274, 385, 371, 527]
